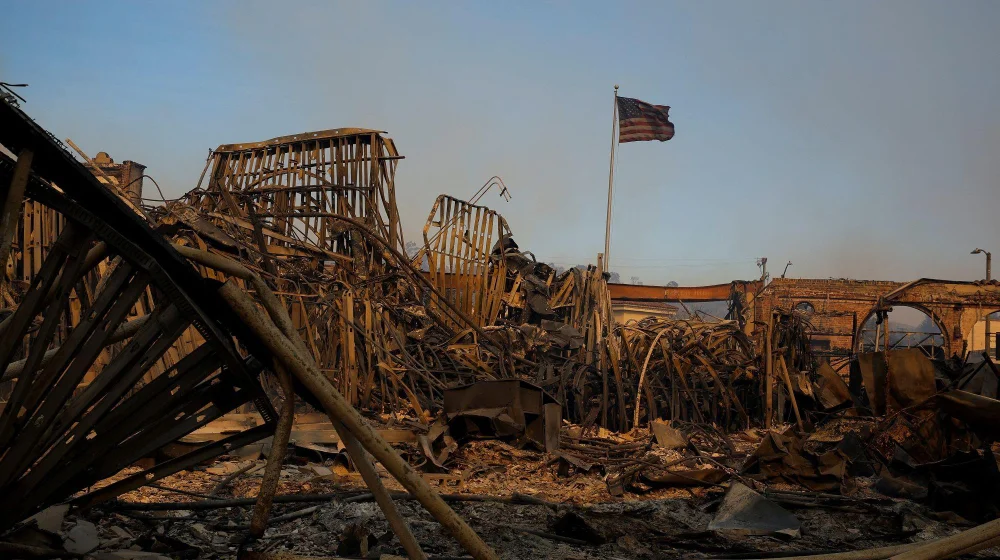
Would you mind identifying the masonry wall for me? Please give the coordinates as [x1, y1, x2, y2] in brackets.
[756, 278, 905, 358]
[756, 278, 1000, 360]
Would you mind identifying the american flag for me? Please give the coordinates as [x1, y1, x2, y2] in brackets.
[616, 96, 675, 143]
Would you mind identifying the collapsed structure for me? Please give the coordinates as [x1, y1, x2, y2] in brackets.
[2, 94, 1000, 559]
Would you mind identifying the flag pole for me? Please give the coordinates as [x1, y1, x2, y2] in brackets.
[603, 84, 619, 274]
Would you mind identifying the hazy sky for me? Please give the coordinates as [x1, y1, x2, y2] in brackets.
[2, 1, 998, 285]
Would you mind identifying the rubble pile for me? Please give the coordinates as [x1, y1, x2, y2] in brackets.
[143, 130, 778, 434]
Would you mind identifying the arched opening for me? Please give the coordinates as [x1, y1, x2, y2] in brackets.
[788, 301, 829, 355]
[969, 310, 1000, 359]
[858, 305, 946, 359]
[794, 301, 815, 316]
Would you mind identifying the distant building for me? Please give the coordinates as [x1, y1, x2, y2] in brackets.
[612, 301, 678, 324]
[966, 313, 1000, 358]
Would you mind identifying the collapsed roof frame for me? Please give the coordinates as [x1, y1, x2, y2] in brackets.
[0, 98, 278, 531]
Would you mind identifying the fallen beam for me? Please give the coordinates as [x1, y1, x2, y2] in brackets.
[1, 314, 150, 381]
[220, 280, 497, 560]
[177, 245, 426, 560]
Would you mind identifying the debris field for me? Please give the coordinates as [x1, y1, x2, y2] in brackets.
[2, 92, 1000, 560]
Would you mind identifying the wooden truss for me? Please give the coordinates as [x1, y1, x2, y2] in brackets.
[0, 99, 277, 532]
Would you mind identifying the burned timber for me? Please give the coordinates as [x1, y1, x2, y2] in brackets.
[2, 95, 1000, 560]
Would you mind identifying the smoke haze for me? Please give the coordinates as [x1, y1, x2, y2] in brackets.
[2, 0, 998, 285]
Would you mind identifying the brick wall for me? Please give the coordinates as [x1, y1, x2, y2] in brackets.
[757, 278, 906, 356]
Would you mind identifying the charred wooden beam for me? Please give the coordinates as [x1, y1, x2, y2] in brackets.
[0, 98, 278, 532]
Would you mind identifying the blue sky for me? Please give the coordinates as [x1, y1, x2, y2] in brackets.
[2, 1, 999, 285]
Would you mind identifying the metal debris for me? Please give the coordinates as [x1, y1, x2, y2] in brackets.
[708, 482, 801, 538]
[443, 379, 561, 452]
